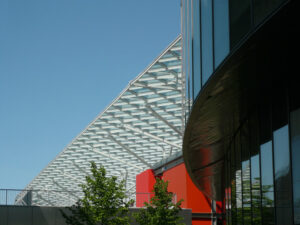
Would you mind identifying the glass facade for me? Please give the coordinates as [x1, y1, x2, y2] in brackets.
[229, 0, 252, 48]
[260, 141, 275, 225]
[291, 109, 300, 225]
[192, 0, 201, 99]
[182, 0, 298, 225]
[223, 89, 300, 225]
[200, 0, 213, 84]
[182, 0, 288, 109]
[213, 0, 229, 67]
[273, 125, 293, 225]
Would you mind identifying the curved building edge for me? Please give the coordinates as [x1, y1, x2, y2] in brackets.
[183, 0, 299, 203]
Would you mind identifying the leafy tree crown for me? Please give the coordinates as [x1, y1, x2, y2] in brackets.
[135, 178, 184, 225]
[61, 161, 133, 225]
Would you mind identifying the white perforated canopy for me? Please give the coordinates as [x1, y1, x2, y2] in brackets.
[19, 36, 184, 206]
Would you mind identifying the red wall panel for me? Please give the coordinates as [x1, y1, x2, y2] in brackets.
[162, 163, 211, 213]
[136, 163, 222, 224]
[162, 163, 188, 208]
[186, 169, 212, 212]
[136, 169, 156, 207]
[192, 219, 212, 225]
[162, 163, 212, 225]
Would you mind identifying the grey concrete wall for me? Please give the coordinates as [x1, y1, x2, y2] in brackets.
[0, 206, 69, 225]
[0, 206, 191, 225]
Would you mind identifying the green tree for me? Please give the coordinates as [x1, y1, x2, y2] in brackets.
[135, 178, 184, 225]
[61, 161, 133, 225]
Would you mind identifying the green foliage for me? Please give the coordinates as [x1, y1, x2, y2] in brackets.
[134, 178, 184, 225]
[61, 162, 133, 225]
[232, 176, 275, 225]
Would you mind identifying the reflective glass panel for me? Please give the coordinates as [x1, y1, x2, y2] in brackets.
[235, 133, 242, 225]
[236, 169, 242, 225]
[192, 0, 201, 99]
[260, 141, 275, 225]
[213, 0, 229, 68]
[251, 154, 262, 225]
[242, 160, 251, 224]
[183, 0, 189, 111]
[273, 125, 293, 225]
[226, 153, 232, 225]
[291, 108, 300, 225]
[201, 0, 213, 85]
[231, 141, 237, 225]
[187, 0, 193, 103]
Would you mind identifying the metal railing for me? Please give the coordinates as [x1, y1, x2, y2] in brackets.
[132, 192, 177, 207]
[0, 189, 177, 208]
[0, 189, 83, 207]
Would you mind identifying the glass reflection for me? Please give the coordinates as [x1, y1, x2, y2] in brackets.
[192, 0, 201, 99]
[231, 143, 237, 225]
[251, 154, 262, 225]
[260, 141, 275, 225]
[226, 153, 232, 225]
[273, 125, 293, 225]
[235, 169, 242, 225]
[235, 132, 242, 225]
[182, 0, 188, 111]
[242, 160, 251, 224]
[291, 108, 300, 225]
[201, 0, 213, 84]
[213, 0, 229, 68]
[187, 0, 193, 102]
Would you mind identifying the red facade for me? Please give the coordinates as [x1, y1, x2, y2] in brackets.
[136, 163, 222, 225]
[135, 169, 156, 207]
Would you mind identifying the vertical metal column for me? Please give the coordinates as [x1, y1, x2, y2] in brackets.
[212, 199, 217, 225]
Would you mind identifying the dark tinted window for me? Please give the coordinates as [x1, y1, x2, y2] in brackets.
[229, 0, 252, 48]
[272, 86, 288, 131]
[259, 103, 272, 144]
[253, 0, 287, 25]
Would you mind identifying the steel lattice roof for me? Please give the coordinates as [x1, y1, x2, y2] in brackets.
[18, 36, 184, 206]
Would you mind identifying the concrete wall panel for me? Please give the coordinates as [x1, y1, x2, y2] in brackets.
[0, 206, 191, 225]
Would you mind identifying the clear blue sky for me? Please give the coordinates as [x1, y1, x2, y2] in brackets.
[0, 0, 181, 189]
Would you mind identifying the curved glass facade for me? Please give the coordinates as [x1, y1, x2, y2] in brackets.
[182, 0, 299, 224]
[225, 94, 300, 224]
[182, 0, 288, 107]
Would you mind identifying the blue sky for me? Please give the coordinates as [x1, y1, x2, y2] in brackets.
[0, 0, 180, 189]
